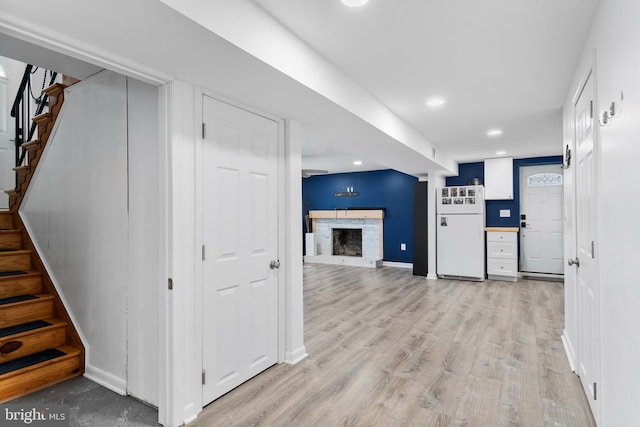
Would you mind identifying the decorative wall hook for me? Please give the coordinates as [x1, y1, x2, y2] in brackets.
[562, 144, 571, 169]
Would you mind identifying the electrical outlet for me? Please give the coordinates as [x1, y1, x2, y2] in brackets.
[401, 243, 406, 251]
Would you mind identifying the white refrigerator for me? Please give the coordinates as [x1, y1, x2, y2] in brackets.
[436, 185, 485, 281]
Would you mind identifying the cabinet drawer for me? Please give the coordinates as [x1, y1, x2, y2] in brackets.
[488, 258, 518, 276]
[487, 241, 516, 259]
[487, 231, 517, 243]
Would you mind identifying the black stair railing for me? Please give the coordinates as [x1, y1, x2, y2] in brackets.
[9, 65, 57, 184]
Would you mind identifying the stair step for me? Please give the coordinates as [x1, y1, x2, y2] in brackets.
[0, 294, 54, 329]
[32, 112, 51, 126]
[4, 191, 18, 211]
[12, 165, 31, 186]
[21, 139, 40, 150]
[43, 83, 64, 98]
[0, 272, 42, 299]
[0, 345, 81, 402]
[0, 348, 65, 375]
[0, 230, 22, 249]
[0, 320, 52, 338]
[0, 319, 66, 364]
[0, 212, 14, 229]
[12, 165, 30, 172]
[0, 271, 28, 277]
[0, 250, 31, 273]
[32, 113, 52, 142]
[0, 294, 37, 306]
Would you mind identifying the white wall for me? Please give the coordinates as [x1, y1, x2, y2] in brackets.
[564, 0, 640, 424]
[427, 174, 445, 279]
[126, 77, 160, 406]
[22, 71, 129, 391]
[165, 80, 200, 426]
[283, 119, 306, 364]
[21, 70, 161, 405]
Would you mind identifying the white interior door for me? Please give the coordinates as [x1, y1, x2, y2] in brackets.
[573, 70, 600, 422]
[519, 164, 564, 274]
[202, 95, 279, 405]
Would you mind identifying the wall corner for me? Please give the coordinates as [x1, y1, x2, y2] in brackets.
[283, 119, 306, 363]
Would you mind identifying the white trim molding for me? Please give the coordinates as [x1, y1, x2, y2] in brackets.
[84, 365, 126, 396]
[382, 261, 413, 269]
[285, 347, 309, 365]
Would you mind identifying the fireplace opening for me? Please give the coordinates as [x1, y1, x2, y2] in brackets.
[332, 228, 362, 257]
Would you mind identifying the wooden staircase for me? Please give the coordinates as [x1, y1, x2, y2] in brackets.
[7, 83, 66, 211]
[1, 81, 84, 401]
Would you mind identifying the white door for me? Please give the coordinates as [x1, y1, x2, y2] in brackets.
[519, 164, 564, 274]
[573, 70, 600, 421]
[202, 95, 279, 405]
[0, 75, 12, 209]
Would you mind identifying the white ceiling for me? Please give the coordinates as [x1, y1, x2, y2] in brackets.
[253, 0, 599, 169]
[0, 0, 599, 178]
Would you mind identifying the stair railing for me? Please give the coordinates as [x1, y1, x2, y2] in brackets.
[9, 65, 57, 181]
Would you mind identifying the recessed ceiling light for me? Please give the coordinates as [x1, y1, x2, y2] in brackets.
[426, 97, 445, 107]
[487, 129, 503, 136]
[496, 150, 507, 156]
[353, 160, 363, 166]
[341, 0, 369, 7]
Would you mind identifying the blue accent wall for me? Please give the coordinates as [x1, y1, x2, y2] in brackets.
[446, 161, 485, 187]
[446, 156, 563, 226]
[302, 169, 417, 263]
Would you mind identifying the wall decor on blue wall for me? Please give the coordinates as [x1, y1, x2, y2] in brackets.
[302, 169, 417, 263]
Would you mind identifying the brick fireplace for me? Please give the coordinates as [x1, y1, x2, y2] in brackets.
[304, 210, 384, 268]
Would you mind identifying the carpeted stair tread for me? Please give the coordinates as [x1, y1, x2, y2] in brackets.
[0, 271, 28, 277]
[0, 294, 38, 306]
[0, 348, 66, 375]
[0, 320, 53, 338]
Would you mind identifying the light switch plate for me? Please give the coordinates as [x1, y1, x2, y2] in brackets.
[499, 209, 511, 218]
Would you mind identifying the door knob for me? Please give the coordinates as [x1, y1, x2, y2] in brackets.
[568, 257, 580, 267]
[269, 260, 281, 269]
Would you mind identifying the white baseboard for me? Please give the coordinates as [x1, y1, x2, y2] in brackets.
[182, 403, 199, 426]
[304, 255, 382, 268]
[426, 273, 438, 280]
[561, 331, 577, 372]
[382, 261, 413, 269]
[285, 346, 308, 365]
[84, 364, 126, 395]
[520, 272, 564, 281]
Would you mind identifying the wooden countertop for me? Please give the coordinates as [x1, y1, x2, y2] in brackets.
[485, 227, 520, 232]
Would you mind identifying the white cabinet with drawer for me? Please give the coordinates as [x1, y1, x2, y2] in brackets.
[486, 228, 519, 281]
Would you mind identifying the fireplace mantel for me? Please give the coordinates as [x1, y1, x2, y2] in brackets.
[309, 209, 384, 220]
[305, 210, 384, 268]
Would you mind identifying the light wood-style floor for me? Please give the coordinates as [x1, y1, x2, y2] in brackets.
[194, 264, 595, 427]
